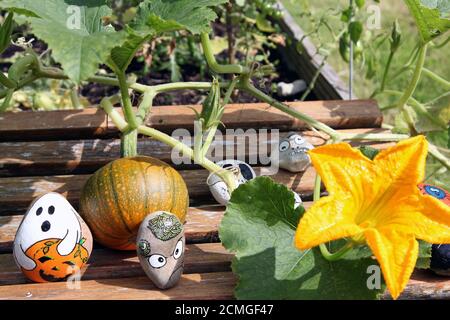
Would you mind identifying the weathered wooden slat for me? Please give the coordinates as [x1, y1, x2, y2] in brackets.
[0, 128, 393, 177]
[0, 243, 232, 285]
[0, 205, 230, 253]
[0, 100, 382, 141]
[0, 166, 324, 214]
[0, 272, 236, 300]
[0, 259, 447, 299]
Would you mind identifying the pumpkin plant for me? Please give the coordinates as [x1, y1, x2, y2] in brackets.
[0, 0, 449, 299]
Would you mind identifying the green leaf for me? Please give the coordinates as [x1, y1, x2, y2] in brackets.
[220, 177, 386, 300]
[109, 27, 150, 72]
[355, 0, 365, 9]
[255, 14, 276, 33]
[421, 0, 450, 18]
[340, 8, 352, 23]
[169, 48, 182, 82]
[416, 240, 432, 269]
[404, 0, 450, 43]
[131, 0, 228, 35]
[110, 0, 227, 72]
[209, 36, 229, 55]
[349, 21, 363, 43]
[359, 145, 380, 160]
[0, 0, 128, 83]
[0, 12, 14, 54]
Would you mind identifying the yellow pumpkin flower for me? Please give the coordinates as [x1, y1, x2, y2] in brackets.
[294, 135, 450, 299]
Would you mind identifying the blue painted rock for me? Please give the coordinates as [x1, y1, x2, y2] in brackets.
[419, 184, 450, 276]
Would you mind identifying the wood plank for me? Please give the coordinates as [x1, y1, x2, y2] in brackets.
[0, 166, 326, 214]
[0, 100, 382, 141]
[0, 128, 393, 177]
[0, 243, 233, 285]
[0, 272, 236, 300]
[0, 203, 314, 253]
[0, 263, 447, 300]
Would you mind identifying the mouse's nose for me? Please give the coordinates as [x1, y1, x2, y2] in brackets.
[41, 220, 51, 232]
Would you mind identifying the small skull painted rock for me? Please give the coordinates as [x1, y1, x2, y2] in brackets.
[13, 192, 93, 283]
[208, 160, 256, 205]
[136, 211, 185, 289]
[273, 132, 314, 173]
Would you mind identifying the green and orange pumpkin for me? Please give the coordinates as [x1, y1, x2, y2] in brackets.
[79, 156, 189, 250]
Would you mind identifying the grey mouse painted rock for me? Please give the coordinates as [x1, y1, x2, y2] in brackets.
[136, 211, 185, 289]
[273, 132, 314, 173]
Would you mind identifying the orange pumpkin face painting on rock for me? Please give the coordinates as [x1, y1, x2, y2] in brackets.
[13, 193, 93, 283]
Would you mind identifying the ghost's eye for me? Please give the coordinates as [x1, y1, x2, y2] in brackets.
[48, 206, 55, 215]
[173, 239, 183, 259]
[279, 141, 289, 152]
[294, 136, 305, 145]
[36, 207, 43, 216]
[149, 254, 166, 268]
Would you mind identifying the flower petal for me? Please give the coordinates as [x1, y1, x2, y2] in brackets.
[295, 195, 363, 250]
[308, 143, 374, 198]
[374, 135, 427, 185]
[365, 228, 418, 300]
[412, 193, 450, 244]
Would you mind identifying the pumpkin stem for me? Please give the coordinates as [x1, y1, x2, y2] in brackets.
[121, 129, 138, 157]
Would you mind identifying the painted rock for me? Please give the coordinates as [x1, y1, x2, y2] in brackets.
[273, 132, 314, 173]
[207, 160, 256, 205]
[293, 191, 302, 209]
[13, 192, 93, 283]
[136, 211, 185, 289]
[418, 184, 450, 276]
[418, 184, 450, 206]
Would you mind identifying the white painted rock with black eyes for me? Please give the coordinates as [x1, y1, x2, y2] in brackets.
[137, 211, 185, 289]
[207, 160, 257, 205]
[13, 192, 93, 283]
[274, 132, 314, 173]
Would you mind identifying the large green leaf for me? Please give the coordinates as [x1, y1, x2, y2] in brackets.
[219, 177, 386, 300]
[0, 0, 127, 83]
[404, 0, 450, 43]
[132, 0, 228, 35]
[109, 0, 227, 72]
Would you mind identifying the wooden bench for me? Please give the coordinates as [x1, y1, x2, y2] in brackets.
[0, 100, 448, 300]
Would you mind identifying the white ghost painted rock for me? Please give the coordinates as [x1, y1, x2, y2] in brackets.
[293, 191, 302, 209]
[274, 132, 314, 173]
[137, 211, 185, 289]
[207, 160, 257, 205]
[13, 192, 93, 283]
